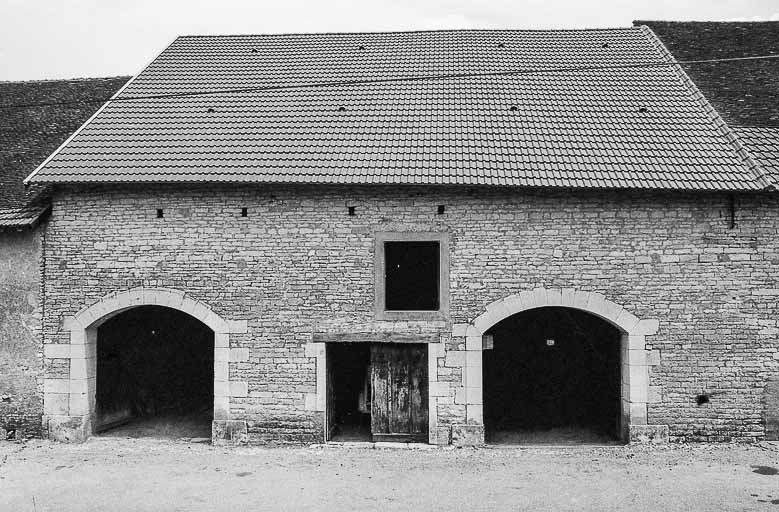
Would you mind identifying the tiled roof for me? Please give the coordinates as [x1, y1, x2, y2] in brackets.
[0, 77, 130, 210]
[25, 28, 772, 191]
[734, 127, 779, 180]
[0, 204, 49, 228]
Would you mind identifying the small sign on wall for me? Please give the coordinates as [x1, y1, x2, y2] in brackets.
[546, 339, 555, 346]
[483, 335, 494, 350]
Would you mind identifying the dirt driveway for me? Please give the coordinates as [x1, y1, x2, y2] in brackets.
[2, 439, 779, 511]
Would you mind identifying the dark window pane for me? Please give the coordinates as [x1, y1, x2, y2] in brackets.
[385, 241, 439, 311]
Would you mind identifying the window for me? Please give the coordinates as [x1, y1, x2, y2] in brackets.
[385, 241, 440, 310]
[375, 232, 449, 320]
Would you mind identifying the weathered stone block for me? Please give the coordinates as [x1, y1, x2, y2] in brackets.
[433, 426, 452, 445]
[629, 424, 669, 444]
[212, 419, 248, 446]
[48, 415, 90, 443]
[451, 424, 485, 447]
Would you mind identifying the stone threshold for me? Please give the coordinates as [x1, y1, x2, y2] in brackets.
[316, 441, 440, 450]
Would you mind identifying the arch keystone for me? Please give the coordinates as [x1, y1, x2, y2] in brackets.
[546, 288, 563, 306]
[572, 290, 590, 309]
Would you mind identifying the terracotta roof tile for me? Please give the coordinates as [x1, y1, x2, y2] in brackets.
[26, 28, 772, 191]
[734, 126, 779, 181]
[0, 204, 49, 228]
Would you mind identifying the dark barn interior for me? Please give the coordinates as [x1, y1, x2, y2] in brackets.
[95, 306, 214, 439]
[327, 343, 372, 442]
[484, 307, 622, 444]
[384, 241, 440, 311]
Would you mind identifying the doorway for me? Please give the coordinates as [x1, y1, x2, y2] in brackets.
[95, 305, 214, 440]
[326, 343, 428, 443]
[483, 307, 622, 444]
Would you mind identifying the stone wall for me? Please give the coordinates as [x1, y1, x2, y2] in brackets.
[0, 227, 43, 438]
[41, 184, 779, 443]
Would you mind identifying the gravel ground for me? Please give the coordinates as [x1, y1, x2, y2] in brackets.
[1, 439, 779, 511]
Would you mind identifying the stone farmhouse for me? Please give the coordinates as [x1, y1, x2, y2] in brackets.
[0, 77, 128, 440]
[6, 26, 779, 446]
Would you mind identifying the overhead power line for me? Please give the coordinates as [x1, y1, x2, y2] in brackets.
[2, 53, 779, 110]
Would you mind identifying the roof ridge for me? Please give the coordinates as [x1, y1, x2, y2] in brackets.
[638, 24, 776, 191]
[175, 27, 642, 38]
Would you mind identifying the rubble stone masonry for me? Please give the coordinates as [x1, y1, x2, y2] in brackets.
[0, 228, 43, 439]
[40, 184, 779, 443]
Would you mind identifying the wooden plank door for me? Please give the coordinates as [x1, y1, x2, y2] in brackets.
[370, 344, 428, 442]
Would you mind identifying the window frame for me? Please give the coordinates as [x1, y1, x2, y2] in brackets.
[374, 231, 450, 321]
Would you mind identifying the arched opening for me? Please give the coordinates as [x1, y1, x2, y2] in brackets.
[94, 305, 214, 439]
[483, 306, 622, 444]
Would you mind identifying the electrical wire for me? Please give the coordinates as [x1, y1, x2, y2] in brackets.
[2, 53, 779, 110]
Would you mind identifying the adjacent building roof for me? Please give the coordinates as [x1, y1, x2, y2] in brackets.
[635, 21, 779, 128]
[636, 21, 779, 187]
[0, 205, 50, 228]
[733, 127, 779, 178]
[0, 77, 129, 226]
[25, 28, 772, 191]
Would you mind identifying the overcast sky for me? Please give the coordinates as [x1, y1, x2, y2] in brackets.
[1, 0, 777, 81]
